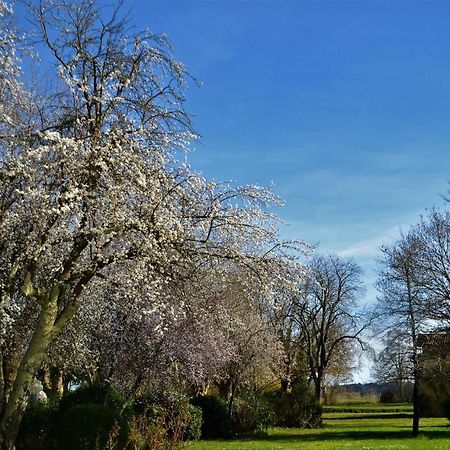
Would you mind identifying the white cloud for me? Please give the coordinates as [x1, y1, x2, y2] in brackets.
[337, 226, 400, 259]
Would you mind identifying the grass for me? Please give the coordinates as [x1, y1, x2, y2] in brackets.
[187, 404, 450, 449]
[323, 403, 413, 414]
[323, 402, 413, 410]
[328, 393, 380, 405]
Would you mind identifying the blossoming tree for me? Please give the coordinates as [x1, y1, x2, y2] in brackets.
[0, 1, 308, 447]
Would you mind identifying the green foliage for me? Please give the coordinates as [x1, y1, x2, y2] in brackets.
[56, 403, 127, 450]
[17, 401, 59, 450]
[126, 395, 202, 448]
[418, 384, 446, 418]
[18, 384, 129, 450]
[191, 395, 231, 438]
[442, 397, 450, 421]
[267, 386, 322, 428]
[58, 383, 126, 413]
[18, 386, 201, 450]
[230, 390, 272, 436]
[195, 387, 321, 439]
[380, 390, 396, 403]
[184, 404, 203, 441]
[161, 398, 202, 443]
[125, 412, 167, 450]
[418, 365, 450, 418]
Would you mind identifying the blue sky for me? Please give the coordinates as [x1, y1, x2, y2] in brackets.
[132, 0, 450, 381]
[19, 0, 450, 381]
[135, 0, 450, 296]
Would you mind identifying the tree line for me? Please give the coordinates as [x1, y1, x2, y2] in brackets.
[0, 1, 365, 447]
[0, 1, 449, 448]
[374, 209, 450, 436]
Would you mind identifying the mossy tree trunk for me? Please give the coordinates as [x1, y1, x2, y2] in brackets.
[0, 285, 60, 450]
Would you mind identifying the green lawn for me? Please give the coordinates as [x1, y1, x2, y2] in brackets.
[187, 405, 450, 449]
[323, 403, 413, 414]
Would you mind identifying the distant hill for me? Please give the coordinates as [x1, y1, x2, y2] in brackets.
[336, 382, 399, 396]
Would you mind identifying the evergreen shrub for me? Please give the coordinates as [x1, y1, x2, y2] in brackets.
[191, 395, 230, 438]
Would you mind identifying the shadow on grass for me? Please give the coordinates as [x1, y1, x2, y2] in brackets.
[255, 428, 450, 443]
[205, 427, 450, 444]
[327, 413, 413, 420]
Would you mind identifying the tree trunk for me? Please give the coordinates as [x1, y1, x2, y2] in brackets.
[280, 377, 290, 393]
[412, 370, 420, 437]
[227, 381, 237, 422]
[0, 287, 59, 450]
[1, 344, 21, 411]
[217, 379, 232, 400]
[37, 367, 52, 399]
[314, 369, 323, 403]
[50, 367, 64, 401]
[0, 354, 4, 425]
[38, 366, 64, 401]
[314, 378, 321, 402]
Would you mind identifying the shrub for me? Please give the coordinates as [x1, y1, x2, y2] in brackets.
[19, 384, 201, 450]
[17, 401, 58, 450]
[126, 411, 167, 450]
[380, 390, 396, 403]
[58, 383, 125, 413]
[51, 382, 131, 449]
[162, 398, 202, 443]
[191, 395, 230, 438]
[56, 403, 128, 450]
[230, 391, 272, 436]
[184, 404, 203, 441]
[17, 384, 129, 449]
[418, 384, 449, 418]
[128, 395, 202, 448]
[442, 397, 450, 421]
[268, 387, 322, 428]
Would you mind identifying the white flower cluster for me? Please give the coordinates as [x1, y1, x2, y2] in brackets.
[0, 1, 311, 425]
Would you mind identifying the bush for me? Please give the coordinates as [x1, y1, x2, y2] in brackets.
[128, 395, 202, 448]
[442, 397, 450, 421]
[184, 404, 203, 441]
[230, 391, 272, 436]
[126, 411, 167, 450]
[419, 387, 450, 418]
[161, 398, 202, 443]
[191, 395, 230, 438]
[268, 386, 322, 428]
[17, 401, 58, 450]
[56, 403, 128, 450]
[58, 383, 125, 413]
[18, 383, 130, 450]
[19, 385, 201, 450]
[380, 390, 396, 403]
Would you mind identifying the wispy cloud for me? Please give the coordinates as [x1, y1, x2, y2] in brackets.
[337, 227, 400, 259]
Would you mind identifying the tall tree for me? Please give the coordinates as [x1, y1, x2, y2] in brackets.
[375, 232, 428, 436]
[293, 254, 369, 402]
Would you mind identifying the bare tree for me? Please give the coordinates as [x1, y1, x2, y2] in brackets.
[413, 210, 450, 323]
[373, 330, 413, 402]
[375, 232, 429, 436]
[293, 254, 370, 402]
